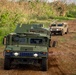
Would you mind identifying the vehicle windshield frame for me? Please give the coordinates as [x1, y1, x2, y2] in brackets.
[10, 35, 48, 46]
[30, 38, 43, 45]
[57, 24, 63, 26]
[51, 24, 56, 27]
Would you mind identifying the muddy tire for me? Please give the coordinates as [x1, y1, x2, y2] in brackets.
[52, 41, 57, 47]
[4, 56, 11, 70]
[61, 31, 64, 36]
[54, 33, 56, 35]
[41, 58, 48, 71]
[65, 29, 68, 34]
[65, 32, 67, 34]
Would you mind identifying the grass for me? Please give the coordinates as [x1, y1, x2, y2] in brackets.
[54, 16, 75, 21]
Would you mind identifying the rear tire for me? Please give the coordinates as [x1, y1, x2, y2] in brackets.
[41, 58, 48, 71]
[4, 56, 11, 70]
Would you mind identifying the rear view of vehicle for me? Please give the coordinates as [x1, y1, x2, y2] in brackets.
[50, 22, 68, 35]
[3, 24, 50, 71]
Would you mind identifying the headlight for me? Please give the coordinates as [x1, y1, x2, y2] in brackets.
[51, 29, 52, 31]
[13, 52, 19, 56]
[33, 53, 38, 57]
[6, 50, 10, 52]
[56, 29, 59, 31]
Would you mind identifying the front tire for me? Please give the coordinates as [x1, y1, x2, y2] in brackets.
[61, 30, 64, 36]
[52, 41, 57, 47]
[4, 56, 11, 70]
[65, 29, 68, 34]
[41, 58, 48, 71]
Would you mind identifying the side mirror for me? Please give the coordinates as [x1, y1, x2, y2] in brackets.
[3, 36, 6, 45]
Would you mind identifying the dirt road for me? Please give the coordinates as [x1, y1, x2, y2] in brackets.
[0, 20, 76, 75]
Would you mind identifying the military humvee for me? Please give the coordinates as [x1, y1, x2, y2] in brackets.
[50, 22, 68, 35]
[3, 24, 51, 71]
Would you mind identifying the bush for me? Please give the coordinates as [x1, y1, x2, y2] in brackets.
[67, 14, 74, 17]
[67, 11, 76, 18]
[0, 36, 4, 45]
[0, 9, 27, 45]
[37, 14, 49, 20]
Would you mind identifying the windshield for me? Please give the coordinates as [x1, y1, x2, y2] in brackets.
[51, 24, 56, 27]
[12, 36, 26, 45]
[57, 24, 63, 26]
[30, 38, 43, 44]
[11, 35, 47, 46]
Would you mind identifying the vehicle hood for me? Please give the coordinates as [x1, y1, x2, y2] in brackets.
[5, 45, 48, 52]
[51, 27, 63, 29]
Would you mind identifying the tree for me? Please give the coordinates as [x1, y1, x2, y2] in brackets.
[52, 1, 67, 16]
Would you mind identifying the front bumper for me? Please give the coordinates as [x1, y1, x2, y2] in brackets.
[50, 28, 62, 33]
[51, 30, 61, 33]
[4, 51, 48, 59]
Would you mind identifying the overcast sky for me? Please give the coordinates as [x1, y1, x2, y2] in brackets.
[8, 0, 76, 3]
[48, 0, 76, 3]
[48, 0, 55, 2]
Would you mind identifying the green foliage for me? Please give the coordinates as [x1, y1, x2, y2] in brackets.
[66, 3, 76, 18]
[0, 36, 4, 45]
[66, 11, 76, 18]
[0, 9, 27, 44]
[54, 16, 75, 20]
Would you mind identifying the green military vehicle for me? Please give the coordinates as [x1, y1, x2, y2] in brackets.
[3, 24, 51, 71]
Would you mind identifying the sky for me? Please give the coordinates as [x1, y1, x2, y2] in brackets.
[8, 0, 76, 4]
[48, 0, 76, 3]
[48, 0, 55, 2]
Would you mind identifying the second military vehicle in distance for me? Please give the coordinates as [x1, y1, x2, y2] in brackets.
[3, 24, 51, 71]
[50, 22, 68, 35]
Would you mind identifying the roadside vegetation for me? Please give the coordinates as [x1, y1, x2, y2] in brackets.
[0, 0, 76, 44]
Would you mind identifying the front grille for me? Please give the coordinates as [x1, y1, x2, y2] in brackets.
[20, 52, 33, 56]
[52, 28, 57, 31]
[10, 52, 47, 57]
